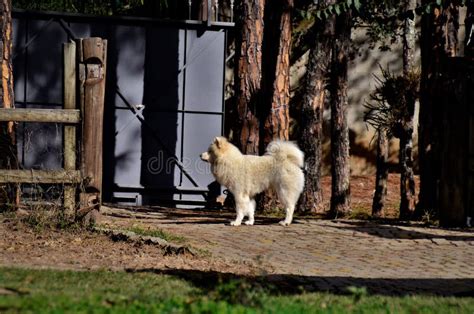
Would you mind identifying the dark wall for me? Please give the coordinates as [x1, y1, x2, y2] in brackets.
[13, 14, 227, 207]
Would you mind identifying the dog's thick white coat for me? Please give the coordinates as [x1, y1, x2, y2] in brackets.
[201, 137, 304, 226]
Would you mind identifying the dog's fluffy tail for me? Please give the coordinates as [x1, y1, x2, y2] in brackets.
[266, 140, 304, 168]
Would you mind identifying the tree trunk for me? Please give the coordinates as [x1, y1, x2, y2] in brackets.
[233, 0, 265, 155]
[399, 0, 417, 219]
[403, 0, 417, 76]
[372, 129, 388, 218]
[329, 10, 351, 218]
[417, 0, 459, 217]
[465, 1, 474, 58]
[258, 0, 293, 212]
[399, 126, 416, 219]
[261, 0, 292, 149]
[444, 1, 459, 57]
[0, 0, 18, 210]
[297, 0, 335, 214]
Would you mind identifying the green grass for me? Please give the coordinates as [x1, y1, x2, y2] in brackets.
[346, 206, 372, 220]
[0, 267, 473, 313]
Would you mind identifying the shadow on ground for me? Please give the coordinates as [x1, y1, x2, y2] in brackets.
[102, 204, 300, 225]
[327, 220, 474, 241]
[127, 268, 474, 297]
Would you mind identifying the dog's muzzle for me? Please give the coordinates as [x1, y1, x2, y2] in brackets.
[200, 152, 210, 162]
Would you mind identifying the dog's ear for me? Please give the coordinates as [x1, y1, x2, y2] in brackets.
[213, 137, 223, 148]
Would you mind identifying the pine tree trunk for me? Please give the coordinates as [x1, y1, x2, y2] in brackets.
[417, 1, 459, 217]
[329, 10, 351, 218]
[399, 125, 416, 219]
[372, 130, 388, 218]
[261, 0, 292, 148]
[444, 1, 459, 57]
[297, 0, 335, 214]
[233, 0, 265, 155]
[0, 0, 18, 210]
[418, 1, 439, 217]
[465, 2, 474, 58]
[259, 0, 292, 212]
[403, 0, 417, 76]
[399, 0, 417, 219]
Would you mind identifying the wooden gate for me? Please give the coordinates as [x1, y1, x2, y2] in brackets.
[0, 37, 107, 218]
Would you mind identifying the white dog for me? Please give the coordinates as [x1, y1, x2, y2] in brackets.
[200, 137, 304, 226]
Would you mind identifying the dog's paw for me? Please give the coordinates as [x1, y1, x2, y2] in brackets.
[230, 220, 241, 226]
[279, 220, 291, 226]
[244, 220, 254, 226]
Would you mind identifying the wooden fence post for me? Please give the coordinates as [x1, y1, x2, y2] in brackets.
[78, 37, 107, 219]
[63, 41, 77, 216]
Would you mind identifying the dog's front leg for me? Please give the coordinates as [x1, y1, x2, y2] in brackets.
[230, 196, 246, 226]
[230, 209, 244, 226]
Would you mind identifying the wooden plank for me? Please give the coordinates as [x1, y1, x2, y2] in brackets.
[0, 170, 81, 184]
[64, 42, 77, 112]
[0, 108, 80, 123]
[63, 42, 77, 213]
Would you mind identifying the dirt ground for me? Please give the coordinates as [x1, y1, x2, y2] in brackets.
[0, 174, 418, 275]
[320, 174, 408, 218]
[0, 216, 257, 274]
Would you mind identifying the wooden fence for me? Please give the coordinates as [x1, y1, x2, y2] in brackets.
[0, 37, 107, 218]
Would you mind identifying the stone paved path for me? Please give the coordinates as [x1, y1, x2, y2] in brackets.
[100, 207, 474, 296]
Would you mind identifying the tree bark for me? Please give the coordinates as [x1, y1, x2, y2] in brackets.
[233, 0, 265, 155]
[0, 0, 18, 210]
[372, 129, 388, 218]
[258, 0, 293, 212]
[417, 0, 459, 217]
[403, 0, 417, 76]
[465, 1, 474, 58]
[297, 0, 335, 214]
[399, 125, 416, 219]
[444, 1, 459, 57]
[399, 0, 417, 219]
[261, 0, 292, 149]
[329, 10, 351, 218]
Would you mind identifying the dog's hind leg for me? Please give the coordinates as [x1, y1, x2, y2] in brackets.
[279, 204, 295, 226]
[244, 199, 256, 225]
[278, 190, 298, 226]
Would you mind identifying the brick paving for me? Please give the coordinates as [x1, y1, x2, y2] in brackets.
[100, 207, 474, 296]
